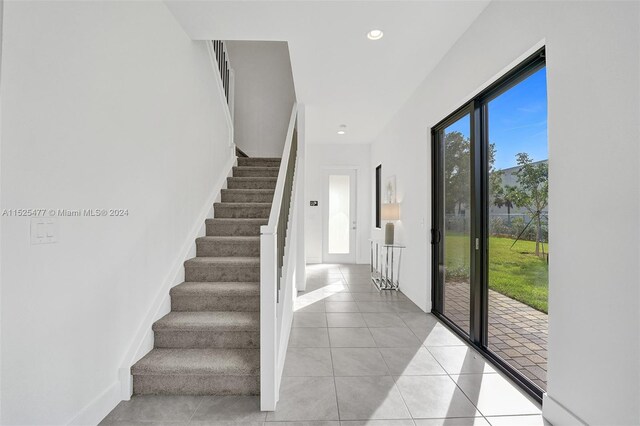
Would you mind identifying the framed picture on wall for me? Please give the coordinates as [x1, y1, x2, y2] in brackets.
[386, 175, 396, 203]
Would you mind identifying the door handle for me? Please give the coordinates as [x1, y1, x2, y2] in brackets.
[431, 229, 442, 244]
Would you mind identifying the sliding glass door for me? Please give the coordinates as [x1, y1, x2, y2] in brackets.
[486, 67, 548, 390]
[432, 49, 547, 400]
[433, 112, 472, 336]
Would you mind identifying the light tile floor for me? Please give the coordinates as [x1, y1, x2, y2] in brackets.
[101, 264, 548, 426]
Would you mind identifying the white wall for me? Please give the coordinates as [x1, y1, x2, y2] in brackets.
[370, 1, 640, 425]
[226, 41, 296, 158]
[0, 1, 233, 424]
[305, 144, 371, 264]
[0, 0, 4, 421]
[370, 137, 430, 311]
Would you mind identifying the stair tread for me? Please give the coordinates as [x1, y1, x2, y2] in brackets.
[196, 236, 260, 242]
[228, 177, 277, 180]
[214, 202, 272, 206]
[154, 311, 259, 331]
[185, 257, 259, 265]
[234, 166, 280, 169]
[171, 281, 260, 296]
[132, 348, 259, 376]
[221, 189, 275, 193]
[206, 218, 268, 223]
[242, 157, 281, 161]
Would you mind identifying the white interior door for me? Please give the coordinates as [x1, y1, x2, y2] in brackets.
[323, 169, 357, 263]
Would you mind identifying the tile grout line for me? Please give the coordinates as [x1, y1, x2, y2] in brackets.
[186, 396, 205, 425]
[395, 314, 454, 422]
[328, 345, 341, 421]
[372, 319, 415, 422]
[400, 312, 492, 422]
[346, 264, 417, 423]
[329, 266, 351, 421]
[417, 326, 507, 421]
[295, 266, 538, 424]
[419, 324, 542, 413]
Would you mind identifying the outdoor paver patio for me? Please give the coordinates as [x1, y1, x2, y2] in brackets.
[444, 280, 548, 390]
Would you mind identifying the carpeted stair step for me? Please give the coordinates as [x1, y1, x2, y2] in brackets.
[221, 189, 274, 203]
[238, 157, 281, 167]
[132, 348, 259, 395]
[232, 166, 279, 178]
[214, 202, 271, 219]
[227, 177, 277, 190]
[153, 311, 259, 349]
[205, 218, 267, 237]
[130, 156, 283, 397]
[185, 257, 259, 282]
[170, 282, 260, 311]
[196, 236, 260, 257]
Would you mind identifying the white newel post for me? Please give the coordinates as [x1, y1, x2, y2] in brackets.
[260, 228, 278, 411]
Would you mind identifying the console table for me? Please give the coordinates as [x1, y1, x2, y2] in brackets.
[369, 239, 405, 291]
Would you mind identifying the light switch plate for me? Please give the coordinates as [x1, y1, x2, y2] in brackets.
[31, 218, 58, 244]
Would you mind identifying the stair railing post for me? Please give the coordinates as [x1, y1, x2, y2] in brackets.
[260, 227, 278, 411]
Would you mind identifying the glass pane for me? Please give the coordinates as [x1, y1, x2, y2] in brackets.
[487, 67, 548, 390]
[328, 174, 350, 254]
[442, 114, 471, 335]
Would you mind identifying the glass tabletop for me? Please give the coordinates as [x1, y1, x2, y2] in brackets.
[369, 239, 406, 248]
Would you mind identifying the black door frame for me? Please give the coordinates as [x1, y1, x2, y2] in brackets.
[431, 101, 475, 329]
[431, 48, 546, 402]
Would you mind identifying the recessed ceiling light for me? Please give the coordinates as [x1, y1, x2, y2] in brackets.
[367, 29, 384, 40]
[337, 125, 347, 135]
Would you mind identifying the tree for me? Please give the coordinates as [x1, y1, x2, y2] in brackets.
[507, 153, 549, 257]
[444, 132, 499, 214]
[443, 131, 470, 215]
[493, 185, 517, 224]
[488, 142, 506, 217]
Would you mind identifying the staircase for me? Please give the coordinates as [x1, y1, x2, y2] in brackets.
[131, 156, 281, 395]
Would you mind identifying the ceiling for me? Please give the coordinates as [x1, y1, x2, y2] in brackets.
[166, 1, 491, 144]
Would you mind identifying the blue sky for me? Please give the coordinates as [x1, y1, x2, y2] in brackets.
[445, 67, 548, 170]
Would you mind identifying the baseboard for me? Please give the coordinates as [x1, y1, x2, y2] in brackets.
[543, 393, 587, 425]
[67, 380, 120, 426]
[116, 153, 237, 401]
[306, 259, 368, 265]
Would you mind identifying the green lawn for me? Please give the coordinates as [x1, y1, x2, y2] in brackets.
[444, 234, 548, 313]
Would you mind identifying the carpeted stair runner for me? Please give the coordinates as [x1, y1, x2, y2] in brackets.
[131, 156, 280, 395]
